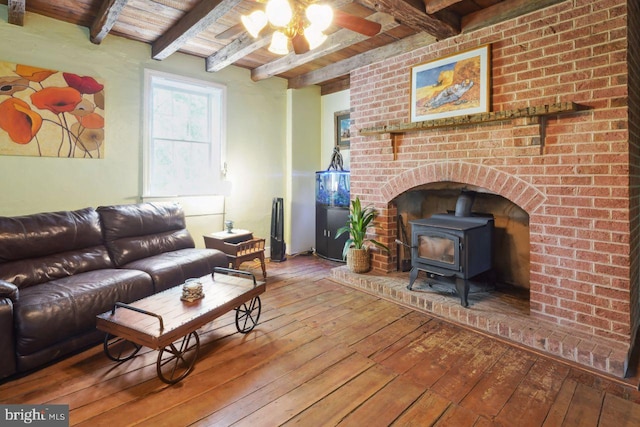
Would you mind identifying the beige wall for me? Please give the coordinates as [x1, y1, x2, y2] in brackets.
[286, 86, 322, 254]
[0, 7, 291, 250]
[321, 90, 350, 170]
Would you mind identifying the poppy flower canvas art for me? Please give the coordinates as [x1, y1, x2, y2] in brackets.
[0, 60, 105, 158]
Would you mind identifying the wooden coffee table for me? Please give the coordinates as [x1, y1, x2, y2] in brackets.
[96, 268, 266, 384]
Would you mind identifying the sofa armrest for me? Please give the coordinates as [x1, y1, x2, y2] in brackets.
[0, 297, 17, 379]
[0, 280, 18, 302]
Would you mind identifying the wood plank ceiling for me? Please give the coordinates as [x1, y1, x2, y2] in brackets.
[3, 0, 566, 95]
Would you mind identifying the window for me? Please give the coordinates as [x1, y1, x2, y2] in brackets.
[143, 70, 226, 196]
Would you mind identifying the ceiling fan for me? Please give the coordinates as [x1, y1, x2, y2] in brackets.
[219, 0, 382, 55]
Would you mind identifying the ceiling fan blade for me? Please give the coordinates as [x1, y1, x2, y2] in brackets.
[291, 33, 310, 55]
[333, 10, 382, 37]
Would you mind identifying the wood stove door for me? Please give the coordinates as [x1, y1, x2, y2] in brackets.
[413, 230, 461, 273]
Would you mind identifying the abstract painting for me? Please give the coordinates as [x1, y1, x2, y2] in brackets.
[0, 61, 105, 158]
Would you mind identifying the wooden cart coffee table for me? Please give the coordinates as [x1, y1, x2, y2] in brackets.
[96, 267, 265, 384]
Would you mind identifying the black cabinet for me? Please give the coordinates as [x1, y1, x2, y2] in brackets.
[316, 205, 349, 262]
[315, 170, 349, 262]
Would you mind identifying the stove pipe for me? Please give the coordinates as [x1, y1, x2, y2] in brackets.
[454, 191, 475, 217]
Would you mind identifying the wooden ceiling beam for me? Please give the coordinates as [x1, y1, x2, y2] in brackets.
[321, 78, 350, 95]
[462, 0, 567, 33]
[251, 13, 398, 82]
[206, 32, 272, 73]
[90, 0, 129, 44]
[7, 0, 25, 26]
[288, 32, 436, 89]
[423, 0, 463, 14]
[152, 0, 243, 60]
[358, 0, 459, 39]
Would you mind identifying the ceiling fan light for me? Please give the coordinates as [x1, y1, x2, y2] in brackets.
[306, 4, 333, 32]
[304, 26, 327, 50]
[266, 0, 293, 28]
[269, 31, 290, 55]
[241, 10, 268, 38]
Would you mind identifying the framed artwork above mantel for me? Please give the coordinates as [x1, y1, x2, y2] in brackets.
[410, 44, 491, 123]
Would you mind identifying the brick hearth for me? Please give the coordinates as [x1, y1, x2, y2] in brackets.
[331, 266, 629, 377]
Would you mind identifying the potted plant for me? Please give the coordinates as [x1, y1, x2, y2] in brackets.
[335, 197, 389, 273]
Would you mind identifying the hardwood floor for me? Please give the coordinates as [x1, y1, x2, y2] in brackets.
[1, 255, 640, 426]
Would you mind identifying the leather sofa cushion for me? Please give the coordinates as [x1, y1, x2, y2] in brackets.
[0, 208, 113, 289]
[14, 268, 153, 356]
[123, 248, 228, 292]
[98, 202, 196, 267]
[0, 247, 114, 291]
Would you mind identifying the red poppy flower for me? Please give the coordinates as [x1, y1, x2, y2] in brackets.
[63, 73, 104, 94]
[31, 87, 82, 114]
[15, 64, 56, 83]
[0, 98, 43, 144]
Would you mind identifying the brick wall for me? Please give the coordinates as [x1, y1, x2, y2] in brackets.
[350, 0, 636, 348]
[627, 0, 640, 351]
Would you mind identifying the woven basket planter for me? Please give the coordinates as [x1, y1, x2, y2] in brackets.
[347, 247, 370, 273]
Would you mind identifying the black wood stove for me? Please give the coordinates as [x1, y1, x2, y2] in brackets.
[406, 192, 494, 307]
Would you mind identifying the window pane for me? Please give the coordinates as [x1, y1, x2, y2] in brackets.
[185, 93, 209, 142]
[152, 88, 210, 143]
[145, 70, 225, 197]
[150, 139, 214, 195]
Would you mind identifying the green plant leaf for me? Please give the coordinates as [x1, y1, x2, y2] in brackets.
[334, 196, 390, 256]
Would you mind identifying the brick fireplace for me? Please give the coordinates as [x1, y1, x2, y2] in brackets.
[336, 0, 640, 378]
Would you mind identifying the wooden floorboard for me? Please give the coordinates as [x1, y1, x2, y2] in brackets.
[1, 255, 640, 426]
[460, 346, 538, 418]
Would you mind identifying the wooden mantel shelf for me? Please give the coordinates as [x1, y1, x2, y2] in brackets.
[358, 102, 584, 136]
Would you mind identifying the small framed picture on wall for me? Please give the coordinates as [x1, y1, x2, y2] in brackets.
[334, 110, 351, 148]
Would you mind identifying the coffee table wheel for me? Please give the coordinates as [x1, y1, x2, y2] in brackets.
[103, 333, 142, 362]
[156, 331, 200, 384]
[235, 296, 262, 333]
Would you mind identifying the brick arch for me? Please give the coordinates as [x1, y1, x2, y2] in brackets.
[380, 161, 547, 214]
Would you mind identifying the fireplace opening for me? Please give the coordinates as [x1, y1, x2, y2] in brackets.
[394, 182, 530, 306]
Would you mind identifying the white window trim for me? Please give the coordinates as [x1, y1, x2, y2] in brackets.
[142, 69, 227, 197]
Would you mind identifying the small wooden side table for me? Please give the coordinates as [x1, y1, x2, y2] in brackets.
[203, 229, 267, 278]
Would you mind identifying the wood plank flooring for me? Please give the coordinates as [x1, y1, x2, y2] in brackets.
[1, 255, 640, 426]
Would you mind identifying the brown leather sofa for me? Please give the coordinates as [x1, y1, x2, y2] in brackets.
[0, 202, 227, 381]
